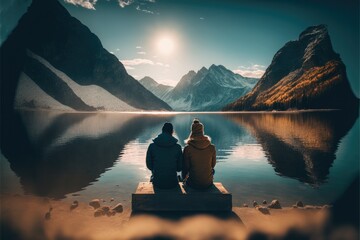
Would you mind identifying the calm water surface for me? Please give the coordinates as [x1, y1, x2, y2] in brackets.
[1, 111, 358, 207]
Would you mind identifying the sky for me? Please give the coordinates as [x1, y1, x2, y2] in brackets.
[1, 0, 359, 97]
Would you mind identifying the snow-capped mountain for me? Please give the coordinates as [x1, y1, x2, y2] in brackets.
[152, 65, 258, 111]
[15, 50, 138, 111]
[1, 0, 171, 112]
[139, 77, 174, 100]
[15, 72, 74, 111]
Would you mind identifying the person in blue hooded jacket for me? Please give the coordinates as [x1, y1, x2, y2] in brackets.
[146, 122, 182, 189]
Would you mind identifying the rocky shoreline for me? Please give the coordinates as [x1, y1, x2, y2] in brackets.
[1, 193, 342, 240]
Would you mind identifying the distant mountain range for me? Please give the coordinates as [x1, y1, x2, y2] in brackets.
[139, 77, 174, 100]
[140, 65, 258, 111]
[1, 0, 171, 112]
[224, 25, 359, 111]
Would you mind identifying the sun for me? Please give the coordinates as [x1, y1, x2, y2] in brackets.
[156, 35, 176, 56]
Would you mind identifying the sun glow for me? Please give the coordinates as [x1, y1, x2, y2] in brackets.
[156, 35, 176, 56]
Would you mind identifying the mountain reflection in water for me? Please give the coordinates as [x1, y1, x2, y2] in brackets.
[0, 110, 358, 205]
[226, 111, 358, 186]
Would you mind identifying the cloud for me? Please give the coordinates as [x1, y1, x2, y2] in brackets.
[124, 65, 135, 70]
[136, 5, 154, 14]
[136, 46, 142, 49]
[121, 58, 170, 68]
[200, 17, 205, 20]
[118, 0, 134, 8]
[233, 64, 266, 78]
[118, 0, 155, 8]
[64, 0, 98, 10]
[64, 0, 156, 10]
[157, 79, 177, 87]
[137, 51, 146, 55]
[121, 58, 154, 66]
[156, 62, 170, 67]
[121, 58, 169, 73]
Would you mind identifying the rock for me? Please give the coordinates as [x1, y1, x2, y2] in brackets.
[304, 205, 315, 210]
[292, 205, 298, 209]
[101, 206, 110, 213]
[323, 205, 332, 209]
[89, 199, 101, 209]
[106, 210, 116, 217]
[45, 206, 53, 219]
[112, 203, 123, 213]
[243, 204, 248, 208]
[268, 199, 282, 209]
[70, 204, 78, 211]
[70, 200, 79, 211]
[253, 201, 258, 207]
[262, 200, 267, 204]
[94, 208, 105, 217]
[45, 211, 51, 220]
[102, 199, 106, 203]
[110, 198, 114, 202]
[296, 201, 304, 207]
[256, 206, 270, 215]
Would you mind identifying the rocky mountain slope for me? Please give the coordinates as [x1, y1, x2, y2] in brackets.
[139, 77, 174, 100]
[1, 0, 171, 112]
[15, 50, 138, 111]
[224, 25, 359, 111]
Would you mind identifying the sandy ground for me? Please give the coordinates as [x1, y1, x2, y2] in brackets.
[1, 194, 346, 240]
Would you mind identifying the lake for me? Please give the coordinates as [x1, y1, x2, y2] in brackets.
[1, 110, 358, 208]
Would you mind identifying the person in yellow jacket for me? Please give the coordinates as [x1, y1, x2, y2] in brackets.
[182, 119, 216, 189]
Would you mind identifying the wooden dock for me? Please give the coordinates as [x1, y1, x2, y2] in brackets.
[132, 182, 232, 212]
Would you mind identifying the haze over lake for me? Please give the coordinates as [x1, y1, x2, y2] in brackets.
[1, 111, 358, 208]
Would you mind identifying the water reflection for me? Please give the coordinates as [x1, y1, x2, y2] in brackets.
[1, 110, 358, 202]
[226, 111, 358, 185]
[2, 111, 173, 199]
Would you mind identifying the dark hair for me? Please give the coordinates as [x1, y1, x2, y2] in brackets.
[193, 118, 200, 124]
[162, 122, 173, 134]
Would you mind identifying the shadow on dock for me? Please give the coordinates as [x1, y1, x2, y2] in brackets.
[130, 210, 243, 223]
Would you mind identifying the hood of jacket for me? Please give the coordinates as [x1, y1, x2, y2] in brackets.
[187, 135, 211, 150]
[153, 133, 178, 147]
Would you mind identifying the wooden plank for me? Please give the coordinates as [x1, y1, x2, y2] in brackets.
[132, 182, 232, 212]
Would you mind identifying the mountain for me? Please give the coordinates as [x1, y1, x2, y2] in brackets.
[0, 0, 171, 112]
[139, 76, 173, 100]
[224, 25, 359, 111]
[156, 65, 258, 111]
[15, 72, 74, 111]
[15, 50, 138, 111]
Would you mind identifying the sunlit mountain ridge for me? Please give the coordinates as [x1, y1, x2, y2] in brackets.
[224, 25, 359, 111]
[140, 65, 258, 111]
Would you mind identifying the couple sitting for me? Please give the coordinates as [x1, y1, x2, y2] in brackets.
[146, 119, 216, 190]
